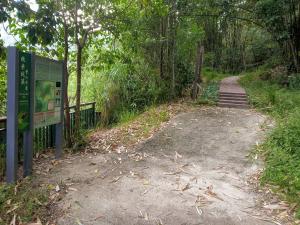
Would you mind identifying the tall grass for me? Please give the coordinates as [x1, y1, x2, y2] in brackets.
[202, 67, 231, 82]
[240, 69, 300, 217]
[69, 58, 169, 126]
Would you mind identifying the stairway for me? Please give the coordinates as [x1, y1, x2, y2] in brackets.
[218, 76, 250, 109]
[218, 92, 249, 109]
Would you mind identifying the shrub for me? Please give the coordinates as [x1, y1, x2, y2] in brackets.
[0, 59, 6, 116]
[198, 81, 219, 105]
[288, 73, 300, 90]
[258, 66, 288, 85]
[76, 56, 169, 125]
[269, 111, 300, 156]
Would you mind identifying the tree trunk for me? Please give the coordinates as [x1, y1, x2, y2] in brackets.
[63, 23, 72, 147]
[171, 7, 176, 97]
[160, 17, 164, 79]
[288, 39, 299, 72]
[171, 40, 175, 97]
[191, 43, 204, 100]
[74, 44, 82, 140]
[168, 0, 177, 98]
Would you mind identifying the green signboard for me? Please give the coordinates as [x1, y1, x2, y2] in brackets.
[6, 47, 65, 183]
[34, 57, 63, 128]
[18, 52, 31, 132]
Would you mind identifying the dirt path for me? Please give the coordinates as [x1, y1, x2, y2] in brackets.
[219, 76, 246, 94]
[40, 105, 287, 225]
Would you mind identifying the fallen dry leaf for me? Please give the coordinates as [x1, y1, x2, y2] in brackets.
[6, 204, 19, 214]
[175, 151, 182, 160]
[181, 183, 191, 192]
[143, 179, 150, 185]
[68, 187, 78, 192]
[110, 176, 121, 183]
[9, 214, 16, 225]
[204, 185, 223, 201]
[195, 206, 203, 216]
[26, 217, 42, 225]
[55, 184, 60, 192]
[263, 204, 289, 210]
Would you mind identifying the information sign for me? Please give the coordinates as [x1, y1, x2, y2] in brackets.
[34, 57, 63, 128]
[6, 47, 64, 183]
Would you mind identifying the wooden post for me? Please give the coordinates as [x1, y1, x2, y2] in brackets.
[191, 43, 204, 100]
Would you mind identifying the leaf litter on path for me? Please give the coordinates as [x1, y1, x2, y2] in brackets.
[181, 183, 191, 192]
[195, 206, 203, 216]
[174, 151, 182, 161]
[204, 185, 224, 201]
[110, 176, 122, 183]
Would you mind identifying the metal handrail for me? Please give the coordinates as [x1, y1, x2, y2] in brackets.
[67, 102, 96, 110]
[0, 102, 96, 124]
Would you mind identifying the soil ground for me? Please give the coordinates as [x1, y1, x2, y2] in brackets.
[219, 76, 246, 94]
[40, 106, 287, 225]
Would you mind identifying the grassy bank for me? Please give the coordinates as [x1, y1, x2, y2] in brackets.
[240, 69, 300, 217]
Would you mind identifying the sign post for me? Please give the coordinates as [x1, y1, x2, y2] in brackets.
[6, 47, 19, 183]
[23, 53, 34, 177]
[6, 47, 64, 183]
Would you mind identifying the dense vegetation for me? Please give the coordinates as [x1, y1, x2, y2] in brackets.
[0, 0, 300, 220]
[0, 0, 297, 129]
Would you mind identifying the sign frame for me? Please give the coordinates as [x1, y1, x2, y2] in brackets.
[6, 47, 65, 183]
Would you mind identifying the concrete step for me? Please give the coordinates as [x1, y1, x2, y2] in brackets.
[219, 99, 248, 104]
[219, 92, 247, 97]
[218, 102, 250, 109]
[219, 96, 247, 101]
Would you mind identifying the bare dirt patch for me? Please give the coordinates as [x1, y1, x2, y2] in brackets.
[40, 106, 294, 225]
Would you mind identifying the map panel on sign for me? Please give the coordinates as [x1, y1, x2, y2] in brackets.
[34, 57, 63, 128]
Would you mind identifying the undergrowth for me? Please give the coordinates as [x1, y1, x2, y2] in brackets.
[240, 68, 300, 217]
[197, 68, 231, 105]
[0, 178, 49, 224]
[197, 82, 219, 105]
[202, 67, 231, 82]
[90, 102, 190, 148]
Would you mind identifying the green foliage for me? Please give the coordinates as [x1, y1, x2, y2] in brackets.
[70, 44, 169, 125]
[118, 110, 138, 124]
[269, 113, 300, 156]
[240, 69, 300, 117]
[197, 81, 219, 105]
[288, 74, 300, 90]
[0, 54, 6, 116]
[240, 69, 300, 215]
[254, 0, 300, 71]
[254, 0, 291, 42]
[196, 68, 230, 105]
[202, 67, 230, 82]
[0, 0, 10, 24]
